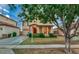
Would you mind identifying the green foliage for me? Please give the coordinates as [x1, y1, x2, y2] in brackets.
[27, 32, 32, 37]
[28, 33, 45, 38]
[49, 33, 57, 38]
[14, 4, 79, 38]
[33, 34, 39, 38]
[18, 4, 79, 25]
[12, 32, 17, 37]
[29, 33, 45, 38]
[38, 33, 45, 38]
[10, 4, 79, 25]
[28, 32, 58, 38]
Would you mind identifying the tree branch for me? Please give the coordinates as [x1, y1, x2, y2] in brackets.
[70, 19, 79, 38]
[54, 19, 64, 33]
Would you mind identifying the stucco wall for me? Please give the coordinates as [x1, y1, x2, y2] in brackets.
[22, 20, 53, 35]
[0, 15, 16, 26]
[0, 26, 19, 38]
[23, 21, 27, 29]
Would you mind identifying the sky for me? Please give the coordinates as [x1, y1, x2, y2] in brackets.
[0, 4, 22, 29]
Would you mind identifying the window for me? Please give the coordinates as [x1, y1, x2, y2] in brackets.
[0, 27, 3, 30]
[53, 31, 58, 34]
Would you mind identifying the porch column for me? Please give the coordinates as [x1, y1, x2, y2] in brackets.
[50, 27, 52, 33]
[37, 27, 39, 33]
[47, 27, 49, 34]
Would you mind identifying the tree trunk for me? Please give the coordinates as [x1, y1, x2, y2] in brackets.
[65, 35, 71, 54]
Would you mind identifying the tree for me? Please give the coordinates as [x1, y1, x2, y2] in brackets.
[18, 4, 79, 53]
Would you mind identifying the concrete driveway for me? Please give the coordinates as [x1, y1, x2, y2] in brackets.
[0, 36, 27, 45]
[0, 49, 14, 54]
[0, 36, 27, 54]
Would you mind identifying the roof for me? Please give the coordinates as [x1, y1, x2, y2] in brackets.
[29, 24, 53, 27]
[0, 14, 17, 23]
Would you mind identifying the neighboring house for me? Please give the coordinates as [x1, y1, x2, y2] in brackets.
[53, 22, 79, 36]
[22, 20, 53, 35]
[53, 28, 64, 36]
[0, 14, 20, 39]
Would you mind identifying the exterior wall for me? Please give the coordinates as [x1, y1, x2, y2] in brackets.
[22, 21, 29, 35]
[30, 25, 52, 35]
[70, 28, 79, 35]
[0, 26, 19, 38]
[23, 21, 27, 30]
[22, 20, 53, 35]
[52, 28, 64, 36]
[41, 26, 51, 35]
[0, 15, 16, 26]
[39, 26, 42, 33]
[57, 29, 64, 36]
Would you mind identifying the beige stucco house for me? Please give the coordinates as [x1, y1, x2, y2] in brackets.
[0, 14, 20, 39]
[22, 19, 53, 35]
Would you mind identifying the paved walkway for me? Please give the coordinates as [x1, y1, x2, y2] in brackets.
[0, 36, 27, 45]
[0, 44, 79, 49]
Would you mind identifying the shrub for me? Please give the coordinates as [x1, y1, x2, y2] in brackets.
[33, 34, 39, 38]
[28, 33, 45, 38]
[12, 32, 17, 37]
[28, 32, 32, 38]
[8, 33, 11, 37]
[38, 33, 45, 38]
[49, 33, 57, 38]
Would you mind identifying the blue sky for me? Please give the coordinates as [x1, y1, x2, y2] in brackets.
[0, 4, 22, 29]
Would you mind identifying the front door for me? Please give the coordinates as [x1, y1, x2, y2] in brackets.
[33, 27, 37, 34]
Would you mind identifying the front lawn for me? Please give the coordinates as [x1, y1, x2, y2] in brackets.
[20, 36, 65, 45]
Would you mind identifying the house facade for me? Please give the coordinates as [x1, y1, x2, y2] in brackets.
[53, 28, 64, 36]
[22, 20, 53, 35]
[0, 14, 20, 39]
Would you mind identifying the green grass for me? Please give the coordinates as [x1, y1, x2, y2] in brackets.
[20, 36, 64, 45]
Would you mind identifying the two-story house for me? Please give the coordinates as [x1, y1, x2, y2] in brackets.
[0, 14, 20, 39]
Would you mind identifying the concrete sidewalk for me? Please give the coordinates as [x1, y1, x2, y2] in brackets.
[0, 44, 79, 49]
[0, 49, 14, 54]
[0, 44, 79, 54]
